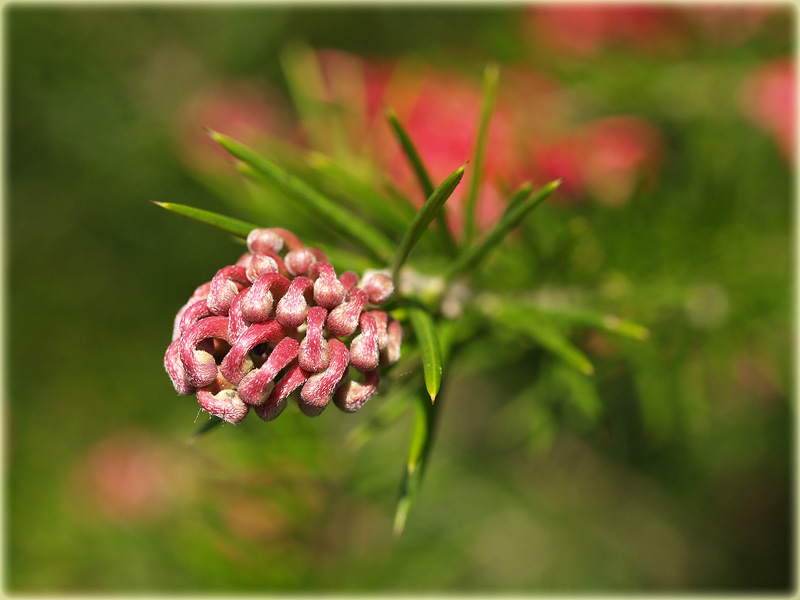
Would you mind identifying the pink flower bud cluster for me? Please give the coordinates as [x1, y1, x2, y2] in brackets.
[164, 228, 402, 425]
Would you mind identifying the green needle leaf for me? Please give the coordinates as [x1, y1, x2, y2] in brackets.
[394, 391, 437, 537]
[486, 298, 594, 376]
[390, 164, 466, 279]
[209, 130, 396, 263]
[448, 179, 561, 279]
[529, 305, 650, 341]
[386, 107, 457, 254]
[462, 63, 500, 247]
[185, 415, 223, 444]
[407, 306, 443, 403]
[153, 202, 259, 240]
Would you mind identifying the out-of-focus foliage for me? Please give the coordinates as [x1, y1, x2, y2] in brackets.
[7, 4, 793, 593]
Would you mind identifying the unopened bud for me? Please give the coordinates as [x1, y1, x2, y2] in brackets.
[339, 271, 360, 294]
[369, 310, 389, 350]
[310, 262, 346, 309]
[246, 254, 279, 283]
[237, 337, 299, 405]
[298, 306, 330, 372]
[362, 272, 394, 305]
[207, 266, 249, 316]
[179, 316, 230, 388]
[334, 368, 380, 413]
[299, 338, 349, 416]
[349, 312, 380, 371]
[221, 319, 288, 384]
[327, 287, 367, 337]
[255, 363, 309, 422]
[196, 372, 249, 425]
[241, 272, 290, 323]
[285, 248, 317, 277]
[381, 318, 403, 366]
[164, 339, 195, 395]
[247, 228, 285, 255]
[275, 276, 313, 328]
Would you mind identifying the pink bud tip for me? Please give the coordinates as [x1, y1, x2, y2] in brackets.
[226, 290, 249, 342]
[207, 266, 249, 316]
[240, 272, 290, 323]
[299, 338, 349, 416]
[221, 319, 289, 384]
[238, 337, 299, 405]
[165, 339, 195, 395]
[196, 387, 249, 425]
[298, 306, 330, 372]
[284, 248, 317, 277]
[310, 262, 346, 309]
[327, 287, 367, 337]
[362, 272, 395, 305]
[179, 316, 230, 388]
[177, 300, 212, 339]
[334, 368, 380, 413]
[256, 363, 309, 422]
[349, 312, 380, 371]
[173, 281, 213, 339]
[370, 310, 389, 350]
[246, 254, 279, 284]
[275, 276, 313, 328]
[339, 271, 360, 294]
[381, 318, 403, 366]
[247, 229, 285, 254]
[269, 228, 304, 251]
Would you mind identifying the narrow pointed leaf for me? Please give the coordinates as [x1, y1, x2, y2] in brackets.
[448, 179, 561, 279]
[462, 63, 500, 246]
[185, 415, 223, 444]
[153, 202, 259, 240]
[407, 306, 443, 403]
[487, 299, 594, 376]
[529, 304, 650, 341]
[390, 165, 466, 279]
[386, 107, 457, 253]
[393, 391, 436, 537]
[209, 131, 395, 262]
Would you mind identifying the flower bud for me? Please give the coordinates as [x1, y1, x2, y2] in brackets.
[237, 337, 299, 406]
[247, 228, 285, 254]
[246, 254, 279, 284]
[381, 318, 403, 366]
[177, 300, 212, 338]
[339, 271, 360, 294]
[269, 227, 304, 251]
[349, 312, 380, 371]
[207, 266, 249, 316]
[196, 372, 249, 425]
[298, 307, 330, 372]
[369, 310, 389, 350]
[179, 316, 230, 388]
[310, 262, 346, 309]
[299, 338, 349, 416]
[221, 319, 289, 384]
[240, 272, 290, 323]
[327, 287, 367, 337]
[172, 282, 212, 340]
[275, 276, 313, 328]
[164, 339, 195, 395]
[334, 368, 380, 413]
[285, 248, 317, 277]
[227, 291, 249, 341]
[362, 272, 394, 305]
[255, 363, 309, 422]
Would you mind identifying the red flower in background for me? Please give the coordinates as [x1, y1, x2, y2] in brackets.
[739, 57, 796, 161]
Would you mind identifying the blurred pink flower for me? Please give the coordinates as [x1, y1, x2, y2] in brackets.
[175, 81, 294, 172]
[687, 5, 774, 45]
[528, 5, 684, 56]
[739, 57, 796, 161]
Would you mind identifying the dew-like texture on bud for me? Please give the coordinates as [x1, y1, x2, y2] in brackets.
[256, 363, 309, 421]
[362, 272, 395, 305]
[298, 306, 330, 372]
[165, 339, 195, 395]
[310, 263, 346, 309]
[276, 276, 313, 328]
[241, 272, 290, 323]
[339, 271, 360, 294]
[207, 266, 249, 316]
[350, 312, 380, 371]
[370, 310, 389, 351]
[238, 337, 299, 405]
[381, 318, 403, 366]
[221, 319, 288, 384]
[247, 228, 285, 255]
[180, 316, 230, 388]
[246, 254, 279, 283]
[299, 338, 349, 415]
[165, 226, 402, 424]
[334, 368, 380, 413]
[285, 248, 317, 277]
[327, 287, 367, 337]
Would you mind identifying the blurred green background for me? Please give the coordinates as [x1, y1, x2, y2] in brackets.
[6, 4, 794, 593]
